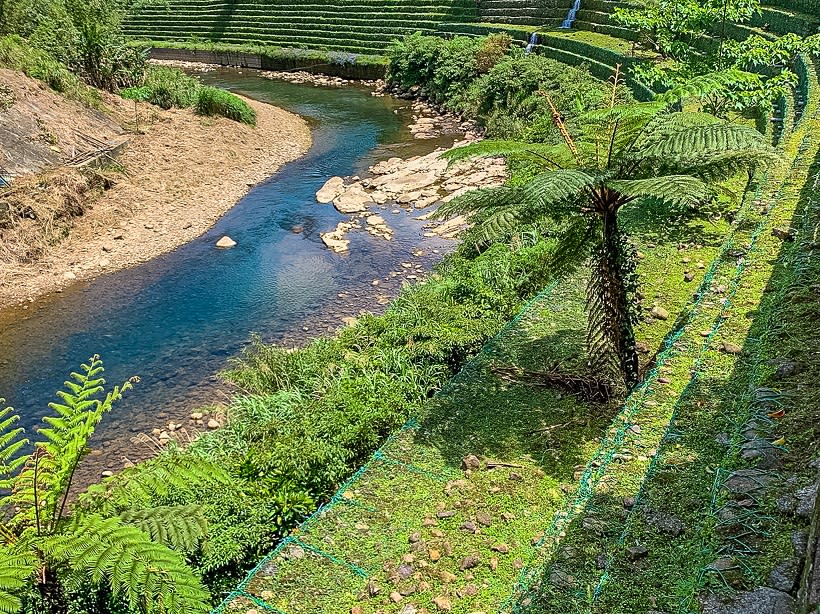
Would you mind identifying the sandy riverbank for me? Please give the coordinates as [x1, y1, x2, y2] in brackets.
[0, 80, 311, 309]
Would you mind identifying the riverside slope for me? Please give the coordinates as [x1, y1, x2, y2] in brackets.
[0, 78, 311, 309]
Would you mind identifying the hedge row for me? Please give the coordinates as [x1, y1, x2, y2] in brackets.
[751, 6, 820, 37]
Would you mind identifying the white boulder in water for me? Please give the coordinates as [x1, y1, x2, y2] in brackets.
[216, 236, 237, 248]
[316, 176, 345, 203]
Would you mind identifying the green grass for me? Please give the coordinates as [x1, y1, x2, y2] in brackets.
[0, 35, 102, 108]
[195, 86, 256, 125]
[519, 58, 820, 614]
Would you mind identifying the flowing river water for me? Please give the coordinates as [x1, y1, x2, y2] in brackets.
[0, 68, 458, 482]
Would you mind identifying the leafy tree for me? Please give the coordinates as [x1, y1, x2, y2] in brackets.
[0, 356, 219, 614]
[613, 0, 760, 62]
[435, 78, 776, 386]
[612, 0, 820, 116]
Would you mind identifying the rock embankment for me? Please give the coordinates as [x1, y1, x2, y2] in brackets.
[316, 141, 507, 253]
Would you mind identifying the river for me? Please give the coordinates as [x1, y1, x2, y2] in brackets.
[0, 68, 457, 482]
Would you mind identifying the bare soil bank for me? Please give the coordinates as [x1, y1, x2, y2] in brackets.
[0, 72, 311, 309]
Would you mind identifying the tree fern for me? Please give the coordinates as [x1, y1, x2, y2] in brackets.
[437, 93, 774, 385]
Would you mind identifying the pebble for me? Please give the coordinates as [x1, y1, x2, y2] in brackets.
[207, 418, 220, 429]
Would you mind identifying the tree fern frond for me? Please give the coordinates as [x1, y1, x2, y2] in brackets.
[608, 175, 711, 208]
[682, 149, 780, 182]
[13, 357, 136, 531]
[0, 545, 35, 614]
[0, 405, 29, 506]
[120, 505, 207, 553]
[635, 123, 773, 163]
[44, 514, 210, 614]
[80, 454, 230, 515]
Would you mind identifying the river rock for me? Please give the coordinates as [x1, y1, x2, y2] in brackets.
[316, 176, 345, 203]
[650, 305, 669, 320]
[216, 236, 236, 248]
[333, 184, 372, 213]
[701, 587, 795, 614]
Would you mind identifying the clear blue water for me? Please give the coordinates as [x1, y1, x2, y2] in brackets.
[0, 70, 453, 473]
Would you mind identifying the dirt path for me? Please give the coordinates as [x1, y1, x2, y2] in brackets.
[0, 82, 311, 309]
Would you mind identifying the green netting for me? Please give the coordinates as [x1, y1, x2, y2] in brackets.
[212, 278, 565, 614]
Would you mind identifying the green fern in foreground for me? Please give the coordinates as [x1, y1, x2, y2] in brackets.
[0, 356, 219, 614]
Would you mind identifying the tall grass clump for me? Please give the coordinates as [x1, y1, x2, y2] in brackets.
[195, 86, 256, 125]
[121, 65, 201, 109]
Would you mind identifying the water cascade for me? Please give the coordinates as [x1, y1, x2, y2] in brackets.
[525, 32, 539, 54]
[559, 0, 582, 28]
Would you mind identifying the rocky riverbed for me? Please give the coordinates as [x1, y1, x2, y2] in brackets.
[316, 143, 507, 253]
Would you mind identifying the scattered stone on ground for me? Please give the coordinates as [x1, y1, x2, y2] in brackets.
[701, 587, 795, 614]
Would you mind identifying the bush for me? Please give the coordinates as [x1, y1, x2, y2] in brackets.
[122, 65, 201, 109]
[0, 35, 102, 107]
[386, 33, 633, 141]
[195, 86, 256, 125]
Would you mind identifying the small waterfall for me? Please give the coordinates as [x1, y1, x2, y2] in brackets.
[525, 32, 539, 54]
[559, 0, 582, 28]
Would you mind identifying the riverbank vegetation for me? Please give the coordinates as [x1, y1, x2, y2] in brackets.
[0, 0, 255, 124]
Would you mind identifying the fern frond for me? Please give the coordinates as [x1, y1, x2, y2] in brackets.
[682, 149, 780, 182]
[80, 454, 230, 515]
[44, 514, 210, 614]
[119, 505, 207, 553]
[0, 404, 28, 502]
[12, 357, 135, 531]
[0, 545, 35, 614]
[608, 175, 711, 208]
[635, 123, 772, 163]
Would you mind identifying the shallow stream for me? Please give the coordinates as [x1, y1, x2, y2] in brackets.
[0, 69, 456, 479]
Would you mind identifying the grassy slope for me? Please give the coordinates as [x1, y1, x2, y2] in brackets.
[525, 58, 820, 614]
[215, 58, 820, 614]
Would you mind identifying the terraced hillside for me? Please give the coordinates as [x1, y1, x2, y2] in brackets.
[477, 0, 574, 27]
[122, 0, 479, 54]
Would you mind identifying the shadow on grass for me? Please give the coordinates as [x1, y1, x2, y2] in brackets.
[527, 136, 820, 614]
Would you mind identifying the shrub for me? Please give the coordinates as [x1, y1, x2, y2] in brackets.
[0, 35, 102, 107]
[122, 65, 201, 109]
[195, 86, 256, 125]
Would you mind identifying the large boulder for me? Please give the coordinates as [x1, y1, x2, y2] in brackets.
[316, 176, 345, 204]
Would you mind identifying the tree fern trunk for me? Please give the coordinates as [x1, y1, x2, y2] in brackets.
[37, 568, 68, 614]
[587, 210, 640, 387]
